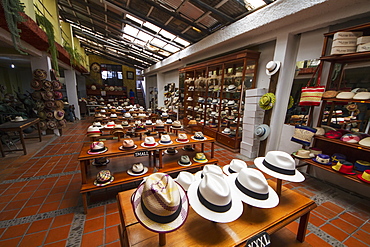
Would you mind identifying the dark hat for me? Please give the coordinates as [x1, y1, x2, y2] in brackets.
[30, 79, 44, 90]
[33, 69, 47, 80]
[35, 101, 45, 111]
[46, 111, 54, 119]
[42, 80, 52, 91]
[47, 120, 58, 130]
[41, 91, 54, 101]
[55, 100, 64, 110]
[44, 100, 56, 109]
[53, 91, 63, 100]
[32, 91, 42, 101]
[39, 121, 48, 130]
[51, 80, 62, 90]
[57, 119, 67, 128]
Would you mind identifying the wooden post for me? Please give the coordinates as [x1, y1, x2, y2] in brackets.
[159, 233, 166, 246]
[276, 178, 282, 196]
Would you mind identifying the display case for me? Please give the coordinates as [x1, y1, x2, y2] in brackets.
[179, 49, 260, 149]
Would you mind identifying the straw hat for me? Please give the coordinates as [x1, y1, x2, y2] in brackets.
[127, 163, 148, 176]
[41, 91, 54, 101]
[223, 159, 247, 176]
[255, 124, 270, 141]
[193, 153, 208, 163]
[141, 136, 158, 148]
[55, 100, 64, 110]
[47, 120, 58, 130]
[259, 93, 276, 110]
[131, 173, 189, 233]
[94, 170, 114, 186]
[30, 79, 43, 90]
[265, 61, 281, 76]
[54, 110, 65, 120]
[359, 137, 370, 147]
[292, 149, 311, 159]
[51, 80, 62, 90]
[159, 134, 173, 145]
[254, 151, 305, 182]
[33, 69, 47, 80]
[227, 168, 279, 208]
[187, 173, 243, 223]
[32, 91, 42, 101]
[178, 155, 192, 166]
[195, 164, 225, 180]
[42, 80, 52, 91]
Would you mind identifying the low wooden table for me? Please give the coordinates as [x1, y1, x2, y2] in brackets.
[117, 181, 316, 246]
[0, 118, 41, 156]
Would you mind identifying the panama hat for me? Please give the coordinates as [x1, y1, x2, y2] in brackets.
[353, 92, 370, 100]
[193, 153, 208, 163]
[172, 121, 182, 129]
[88, 141, 107, 154]
[332, 160, 356, 175]
[313, 127, 325, 136]
[30, 79, 43, 90]
[259, 93, 276, 110]
[119, 139, 137, 150]
[192, 132, 205, 140]
[227, 168, 279, 208]
[127, 163, 148, 176]
[359, 137, 370, 147]
[265, 61, 281, 76]
[357, 170, 370, 184]
[175, 171, 195, 191]
[178, 155, 192, 166]
[176, 133, 188, 143]
[187, 173, 243, 223]
[94, 170, 114, 186]
[292, 149, 311, 159]
[54, 110, 65, 120]
[255, 124, 270, 141]
[336, 92, 354, 99]
[312, 154, 331, 165]
[131, 173, 189, 233]
[223, 159, 247, 176]
[159, 134, 173, 145]
[105, 121, 115, 128]
[195, 164, 225, 180]
[141, 136, 158, 148]
[254, 151, 305, 182]
[87, 126, 101, 135]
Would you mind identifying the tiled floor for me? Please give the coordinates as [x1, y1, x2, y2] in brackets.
[0, 117, 369, 247]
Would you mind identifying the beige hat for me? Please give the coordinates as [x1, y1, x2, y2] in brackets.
[353, 92, 370, 100]
[336, 92, 355, 99]
[359, 137, 370, 147]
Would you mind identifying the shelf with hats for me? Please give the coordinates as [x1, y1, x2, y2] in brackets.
[179, 49, 260, 150]
[78, 133, 218, 213]
[303, 159, 369, 186]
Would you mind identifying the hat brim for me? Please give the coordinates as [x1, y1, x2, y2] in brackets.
[94, 176, 114, 186]
[175, 139, 189, 143]
[187, 179, 243, 223]
[132, 182, 189, 233]
[193, 157, 208, 163]
[92, 158, 110, 166]
[357, 174, 370, 183]
[87, 147, 108, 155]
[226, 174, 279, 208]
[119, 145, 138, 150]
[178, 160, 192, 167]
[254, 157, 305, 182]
[222, 165, 234, 176]
[127, 167, 148, 176]
[159, 140, 173, 145]
[164, 149, 178, 155]
[266, 61, 281, 76]
[191, 136, 206, 141]
[331, 166, 356, 175]
[140, 142, 158, 148]
[255, 124, 270, 141]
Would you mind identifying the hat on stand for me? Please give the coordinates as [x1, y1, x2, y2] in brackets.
[187, 173, 243, 223]
[127, 163, 148, 176]
[223, 159, 247, 175]
[131, 173, 189, 233]
[94, 170, 114, 186]
[227, 168, 279, 208]
[178, 155, 192, 166]
[254, 151, 305, 182]
[159, 134, 173, 145]
[265, 61, 281, 76]
[312, 154, 331, 165]
[141, 136, 158, 148]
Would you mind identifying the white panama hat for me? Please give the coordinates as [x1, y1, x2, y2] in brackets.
[127, 163, 148, 176]
[195, 164, 225, 180]
[223, 159, 247, 176]
[187, 173, 243, 223]
[265, 61, 281, 76]
[226, 168, 279, 208]
[254, 151, 305, 182]
[175, 171, 195, 191]
[255, 124, 270, 141]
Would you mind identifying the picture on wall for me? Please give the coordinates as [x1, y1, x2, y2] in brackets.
[127, 71, 134, 80]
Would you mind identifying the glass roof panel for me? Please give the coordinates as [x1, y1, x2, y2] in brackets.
[122, 34, 135, 42]
[173, 37, 190, 47]
[123, 25, 139, 36]
[159, 29, 176, 41]
[126, 14, 144, 25]
[163, 44, 180, 53]
[143, 22, 161, 33]
[137, 31, 154, 43]
[151, 38, 167, 48]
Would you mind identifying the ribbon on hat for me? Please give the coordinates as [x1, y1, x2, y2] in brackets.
[262, 159, 295, 175]
[197, 188, 231, 213]
[235, 178, 268, 200]
[141, 198, 182, 224]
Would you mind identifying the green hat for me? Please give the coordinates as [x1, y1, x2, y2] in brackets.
[259, 93, 276, 110]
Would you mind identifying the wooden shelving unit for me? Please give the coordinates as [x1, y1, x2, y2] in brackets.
[78, 134, 218, 213]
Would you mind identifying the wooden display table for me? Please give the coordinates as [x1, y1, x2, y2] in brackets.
[78, 135, 217, 213]
[117, 181, 317, 246]
[0, 118, 41, 156]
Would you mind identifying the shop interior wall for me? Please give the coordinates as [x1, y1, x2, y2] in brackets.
[145, 75, 157, 109]
[0, 66, 33, 97]
[86, 55, 136, 93]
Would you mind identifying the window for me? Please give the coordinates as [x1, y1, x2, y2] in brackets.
[101, 64, 123, 86]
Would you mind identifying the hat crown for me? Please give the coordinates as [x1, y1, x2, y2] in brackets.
[91, 141, 104, 150]
[133, 163, 143, 172]
[161, 134, 170, 141]
[265, 151, 296, 170]
[203, 165, 223, 177]
[200, 174, 231, 206]
[88, 126, 100, 132]
[175, 172, 194, 190]
[145, 136, 155, 144]
[178, 133, 187, 139]
[266, 61, 277, 71]
[229, 159, 247, 172]
[123, 139, 134, 146]
[237, 168, 269, 194]
[97, 170, 111, 182]
[142, 173, 181, 217]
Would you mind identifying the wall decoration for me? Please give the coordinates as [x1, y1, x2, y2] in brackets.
[127, 71, 134, 80]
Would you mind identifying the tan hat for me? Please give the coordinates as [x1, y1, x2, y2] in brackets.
[336, 92, 354, 99]
[353, 92, 370, 100]
[359, 137, 370, 147]
[322, 90, 339, 98]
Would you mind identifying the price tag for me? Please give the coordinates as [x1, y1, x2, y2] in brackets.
[245, 231, 270, 247]
[134, 151, 149, 157]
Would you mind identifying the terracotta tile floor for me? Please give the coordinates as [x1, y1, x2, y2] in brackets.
[0, 117, 369, 247]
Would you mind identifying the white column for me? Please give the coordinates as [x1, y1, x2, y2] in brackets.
[157, 72, 165, 107]
[266, 33, 300, 153]
[64, 69, 81, 119]
[30, 53, 52, 80]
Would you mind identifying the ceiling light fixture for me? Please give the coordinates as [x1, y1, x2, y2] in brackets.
[11, 63, 15, 69]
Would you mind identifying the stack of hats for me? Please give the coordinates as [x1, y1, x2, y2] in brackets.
[356, 35, 370, 52]
[31, 69, 66, 131]
[330, 31, 363, 55]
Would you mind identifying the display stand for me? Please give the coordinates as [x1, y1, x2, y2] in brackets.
[117, 180, 317, 246]
[78, 134, 217, 213]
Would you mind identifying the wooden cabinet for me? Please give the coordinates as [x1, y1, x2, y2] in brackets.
[179, 49, 260, 150]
